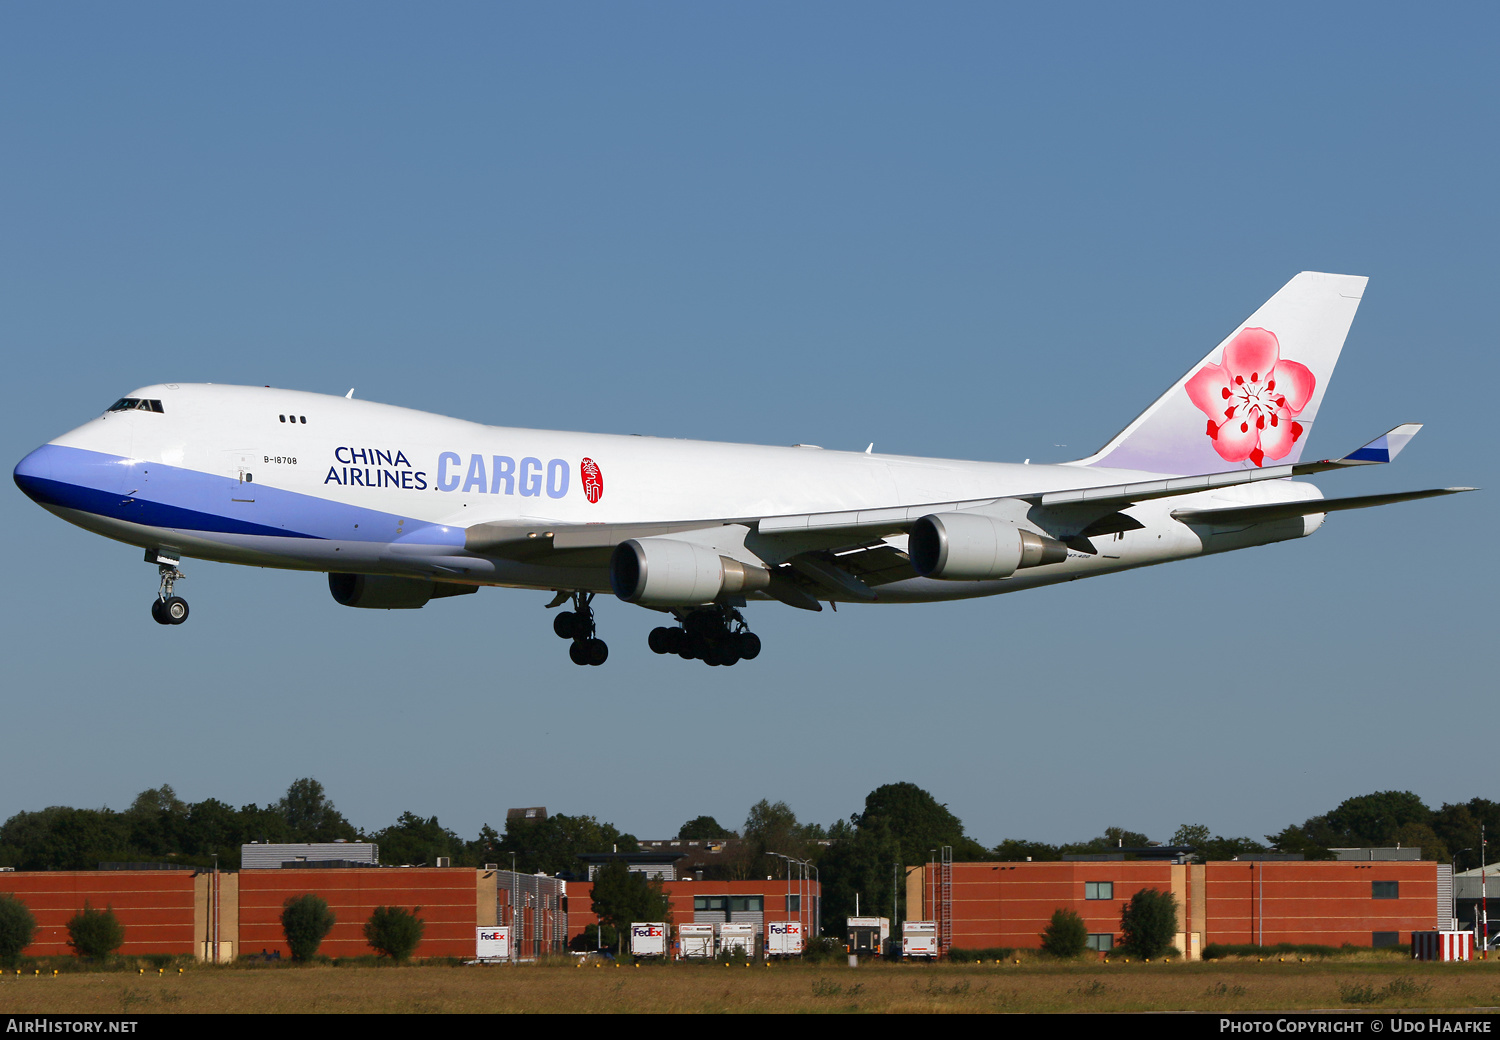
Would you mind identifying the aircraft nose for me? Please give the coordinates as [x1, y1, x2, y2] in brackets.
[13, 443, 126, 509]
[13, 445, 55, 504]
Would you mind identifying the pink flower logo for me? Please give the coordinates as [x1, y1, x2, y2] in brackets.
[1185, 327, 1315, 467]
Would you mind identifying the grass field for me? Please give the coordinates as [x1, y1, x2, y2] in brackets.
[5, 957, 1500, 1014]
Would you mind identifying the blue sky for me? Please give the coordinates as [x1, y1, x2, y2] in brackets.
[2, 2, 1493, 851]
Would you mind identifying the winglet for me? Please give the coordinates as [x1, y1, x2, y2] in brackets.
[1303, 423, 1422, 470]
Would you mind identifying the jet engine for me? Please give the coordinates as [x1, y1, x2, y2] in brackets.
[610, 538, 771, 607]
[908, 512, 1068, 580]
[328, 573, 478, 609]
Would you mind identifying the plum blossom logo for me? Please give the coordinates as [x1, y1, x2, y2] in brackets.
[1186, 327, 1315, 467]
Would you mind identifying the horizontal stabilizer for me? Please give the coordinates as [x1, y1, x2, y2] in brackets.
[1171, 486, 1475, 526]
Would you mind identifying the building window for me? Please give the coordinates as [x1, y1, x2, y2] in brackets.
[729, 896, 763, 913]
[694, 896, 727, 914]
[1085, 882, 1113, 900]
[1087, 934, 1114, 951]
[1372, 931, 1400, 947]
[1372, 881, 1399, 899]
[787, 895, 801, 912]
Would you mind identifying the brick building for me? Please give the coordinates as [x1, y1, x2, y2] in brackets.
[909, 858, 1446, 958]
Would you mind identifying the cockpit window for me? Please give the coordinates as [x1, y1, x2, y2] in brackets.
[107, 398, 164, 413]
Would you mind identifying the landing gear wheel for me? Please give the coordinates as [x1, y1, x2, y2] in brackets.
[669, 605, 761, 667]
[582, 638, 609, 666]
[149, 554, 188, 625]
[705, 643, 739, 667]
[552, 591, 610, 665]
[648, 627, 677, 654]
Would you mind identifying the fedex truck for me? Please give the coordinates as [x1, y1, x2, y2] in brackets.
[630, 922, 667, 958]
[766, 920, 804, 958]
[903, 920, 939, 960]
[678, 923, 716, 959]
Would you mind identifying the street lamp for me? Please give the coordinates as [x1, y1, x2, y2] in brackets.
[770, 852, 814, 942]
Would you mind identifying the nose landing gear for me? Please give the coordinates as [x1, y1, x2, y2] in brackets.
[649, 605, 761, 666]
[549, 590, 608, 666]
[146, 549, 189, 626]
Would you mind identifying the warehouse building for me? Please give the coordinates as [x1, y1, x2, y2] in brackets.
[907, 856, 1449, 958]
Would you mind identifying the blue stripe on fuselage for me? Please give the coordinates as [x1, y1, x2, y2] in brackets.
[14, 444, 462, 545]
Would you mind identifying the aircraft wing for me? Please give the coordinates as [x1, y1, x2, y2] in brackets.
[460, 424, 1447, 602]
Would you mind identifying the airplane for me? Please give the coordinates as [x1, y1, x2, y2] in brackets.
[13, 271, 1473, 667]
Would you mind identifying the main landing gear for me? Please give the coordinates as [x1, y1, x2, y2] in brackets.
[146, 549, 189, 626]
[551, 591, 608, 666]
[648, 605, 761, 667]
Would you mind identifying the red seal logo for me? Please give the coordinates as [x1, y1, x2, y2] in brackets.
[581, 457, 603, 504]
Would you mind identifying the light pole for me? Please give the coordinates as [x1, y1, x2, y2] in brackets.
[510, 853, 519, 962]
[771, 852, 814, 944]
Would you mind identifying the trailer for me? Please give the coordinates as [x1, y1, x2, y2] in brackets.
[630, 922, 667, 958]
[765, 919, 804, 958]
[719, 922, 755, 957]
[475, 926, 511, 961]
[846, 916, 889, 956]
[677, 923, 716, 959]
[903, 920, 939, 960]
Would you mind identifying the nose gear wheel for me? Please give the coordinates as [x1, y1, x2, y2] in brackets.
[149, 556, 189, 626]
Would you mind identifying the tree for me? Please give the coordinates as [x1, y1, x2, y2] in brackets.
[1325, 791, 1431, 847]
[570, 923, 618, 953]
[496, 813, 637, 876]
[181, 798, 248, 865]
[1063, 826, 1152, 856]
[1170, 824, 1212, 849]
[66, 902, 125, 958]
[466, 824, 502, 867]
[1433, 799, 1500, 872]
[277, 779, 357, 843]
[0, 894, 37, 967]
[588, 861, 671, 942]
[856, 783, 985, 865]
[364, 906, 424, 961]
[678, 815, 734, 840]
[0, 806, 135, 870]
[993, 839, 1061, 861]
[372, 812, 463, 866]
[743, 799, 803, 857]
[1171, 824, 1267, 862]
[1118, 889, 1177, 959]
[280, 894, 336, 961]
[124, 785, 188, 859]
[817, 815, 900, 935]
[1040, 907, 1089, 958]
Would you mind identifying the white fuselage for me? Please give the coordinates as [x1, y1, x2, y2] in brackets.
[17, 383, 1323, 604]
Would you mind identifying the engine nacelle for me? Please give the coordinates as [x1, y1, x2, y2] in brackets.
[328, 573, 478, 609]
[908, 512, 1068, 580]
[610, 538, 771, 606]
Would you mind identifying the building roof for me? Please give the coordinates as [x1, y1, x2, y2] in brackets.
[1330, 847, 1423, 861]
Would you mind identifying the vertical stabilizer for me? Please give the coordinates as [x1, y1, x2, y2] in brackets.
[1073, 272, 1367, 474]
